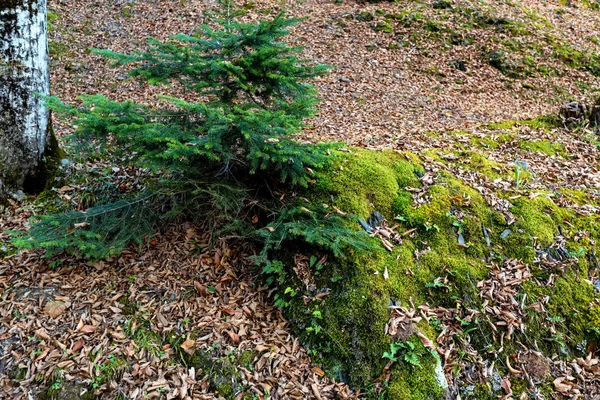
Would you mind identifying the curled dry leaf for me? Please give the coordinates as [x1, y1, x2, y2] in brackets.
[500, 377, 512, 395]
[416, 331, 435, 350]
[35, 328, 51, 341]
[226, 330, 241, 344]
[110, 330, 126, 340]
[180, 338, 196, 355]
[553, 377, 574, 395]
[255, 344, 270, 353]
[194, 281, 206, 297]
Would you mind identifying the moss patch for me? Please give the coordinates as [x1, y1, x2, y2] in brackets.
[314, 149, 423, 218]
[261, 146, 600, 397]
[519, 140, 565, 156]
[387, 339, 444, 400]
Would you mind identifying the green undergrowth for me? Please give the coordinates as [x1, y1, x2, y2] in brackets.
[519, 140, 565, 156]
[261, 147, 600, 398]
[487, 115, 560, 131]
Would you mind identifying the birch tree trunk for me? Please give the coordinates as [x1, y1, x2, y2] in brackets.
[0, 0, 59, 198]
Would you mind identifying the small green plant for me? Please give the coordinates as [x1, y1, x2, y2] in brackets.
[546, 315, 564, 324]
[309, 255, 324, 274]
[426, 277, 450, 291]
[273, 286, 297, 309]
[262, 260, 286, 285]
[424, 222, 440, 232]
[395, 215, 407, 222]
[305, 320, 322, 335]
[50, 379, 62, 391]
[91, 376, 102, 389]
[568, 247, 585, 258]
[551, 332, 567, 351]
[451, 220, 464, 234]
[514, 165, 524, 188]
[382, 341, 422, 367]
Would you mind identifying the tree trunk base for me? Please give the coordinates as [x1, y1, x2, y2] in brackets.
[23, 116, 62, 194]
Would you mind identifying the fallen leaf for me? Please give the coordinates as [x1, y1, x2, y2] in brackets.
[35, 328, 51, 341]
[416, 331, 435, 350]
[72, 339, 85, 352]
[226, 330, 241, 344]
[501, 377, 512, 395]
[79, 325, 96, 334]
[194, 281, 206, 297]
[44, 301, 66, 318]
[180, 338, 196, 355]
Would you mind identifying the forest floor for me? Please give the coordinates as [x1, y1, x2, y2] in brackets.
[2, 0, 600, 399]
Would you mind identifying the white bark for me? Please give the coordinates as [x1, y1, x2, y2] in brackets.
[0, 0, 55, 195]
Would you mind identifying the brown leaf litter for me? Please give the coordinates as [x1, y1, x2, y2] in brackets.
[0, 225, 353, 399]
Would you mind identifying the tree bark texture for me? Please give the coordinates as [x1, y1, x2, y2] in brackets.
[0, 0, 57, 196]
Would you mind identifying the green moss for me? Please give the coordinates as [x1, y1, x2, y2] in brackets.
[98, 355, 129, 383]
[117, 296, 137, 315]
[463, 152, 507, 180]
[551, 42, 600, 76]
[374, 21, 393, 33]
[314, 149, 422, 218]
[237, 350, 256, 367]
[524, 273, 596, 351]
[358, 11, 374, 22]
[185, 350, 243, 399]
[387, 338, 444, 400]
[470, 136, 499, 149]
[510, 195, 564, 246]
[124, 319, 164, 356]
[582, 0, 600, 10]
[49, 41, 70, 59]
[487, 115, 559, 131]
[278, 147, 600, 396]
[559, 188, 596, 206]
[520, 140, 565, 156]
[510, 378, 528, 395]
[548, 276, 595, 343]
[39, 382, 96, 400]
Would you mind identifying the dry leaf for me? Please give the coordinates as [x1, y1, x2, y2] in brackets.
[194, 281, 206, 297]
[79, 325, 96, 334]
[44, 301, 66, 318]
[416, 331, 435, 350]
[226, 330, 241, 344]
[35, 328, 51, 341]
[72, 339, 85, 352]
[501, 377, 512, 395]
[180, 338, 196, 355]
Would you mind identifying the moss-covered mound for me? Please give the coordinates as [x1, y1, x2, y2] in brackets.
[263, 148, 600, 399]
